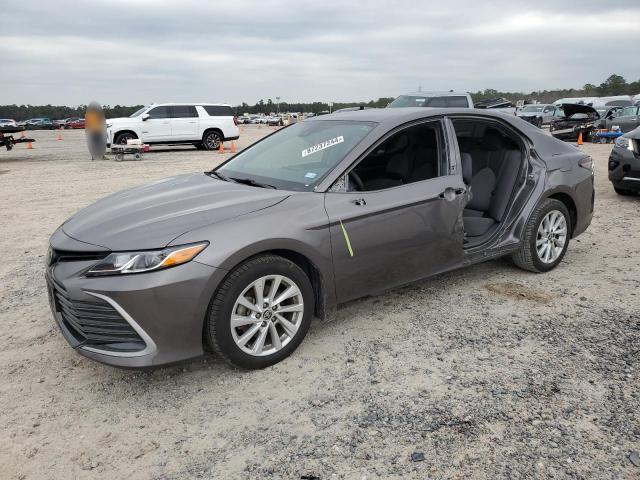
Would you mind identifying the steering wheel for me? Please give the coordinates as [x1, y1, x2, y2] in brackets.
[348, 171, 364, 191]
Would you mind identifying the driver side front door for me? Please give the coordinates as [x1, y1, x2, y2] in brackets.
[141, 106, 172, 141]
[324, 121, 466, 304]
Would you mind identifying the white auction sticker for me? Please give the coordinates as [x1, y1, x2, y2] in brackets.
[302, 136, 344, 158]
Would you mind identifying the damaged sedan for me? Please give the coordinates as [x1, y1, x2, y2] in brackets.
[46, 108, 594, 369]
[550, 103, 600, 141]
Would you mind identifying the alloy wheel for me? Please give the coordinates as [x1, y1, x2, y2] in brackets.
[205, 132, 221, 150]
[536, 209, 567, 263]
[230, 275, 304, 356]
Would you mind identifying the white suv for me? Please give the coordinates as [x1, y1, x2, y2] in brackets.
[106, 103, 240, 150]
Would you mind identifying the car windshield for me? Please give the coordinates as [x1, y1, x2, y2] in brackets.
[129, 107, 148, 118]
[522, 106, 544, 112]
[217, 120, 376, 191]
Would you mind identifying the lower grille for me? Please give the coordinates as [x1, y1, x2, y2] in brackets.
[49, 280, 145, 352]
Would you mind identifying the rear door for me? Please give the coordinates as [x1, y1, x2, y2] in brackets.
[142, 106, 172, 141]
[324, 120, 466, 303]
[170, 105, 199, 140]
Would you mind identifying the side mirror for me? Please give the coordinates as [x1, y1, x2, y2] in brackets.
[141, 113, 149, 121]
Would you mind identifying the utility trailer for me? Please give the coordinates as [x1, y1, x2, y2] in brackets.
[0, 131, 35, 151]
[108, 139, 147, 161]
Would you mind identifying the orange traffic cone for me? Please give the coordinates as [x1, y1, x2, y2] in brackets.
[577, 131, 583, 145]
[218, 141, 224, 153]
[230, 141, 237, 153]
[27, 141, 33, 149]
[57, 128, 64, 141]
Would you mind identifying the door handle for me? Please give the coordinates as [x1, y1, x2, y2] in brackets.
[352, 198, 366, 206]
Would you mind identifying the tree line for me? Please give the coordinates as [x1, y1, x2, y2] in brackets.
[1, 74, 638, 120]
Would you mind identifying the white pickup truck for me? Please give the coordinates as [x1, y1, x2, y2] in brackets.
[106, 103, 240, 150]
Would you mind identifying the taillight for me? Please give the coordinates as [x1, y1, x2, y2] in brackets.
[233, 116, 239, 126]
[578, 156, 593, 171]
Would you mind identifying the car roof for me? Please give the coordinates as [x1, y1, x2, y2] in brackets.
[308, 107, 515, 125]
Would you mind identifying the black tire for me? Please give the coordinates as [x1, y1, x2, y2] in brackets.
[535, 117, 543, 128]
[614, 185, 634, 196]
[202, 130, 222, 151]
[512, 198, 571, 273]
[114, 131, 137, 145]
[205, 255, 314, 369]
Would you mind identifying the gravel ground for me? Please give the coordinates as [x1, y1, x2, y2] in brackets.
[0, 128, 638, 480]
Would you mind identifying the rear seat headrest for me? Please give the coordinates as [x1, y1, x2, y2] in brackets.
[483, 128, 504, 151]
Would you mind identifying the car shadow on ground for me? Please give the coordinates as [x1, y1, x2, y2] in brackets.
[92, 256, 524, 385]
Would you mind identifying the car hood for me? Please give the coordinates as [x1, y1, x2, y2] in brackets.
[560, 103, 599, 119]
[62, 173, 289, 251]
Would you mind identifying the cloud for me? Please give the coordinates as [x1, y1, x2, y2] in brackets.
[1, 0, 638, 105]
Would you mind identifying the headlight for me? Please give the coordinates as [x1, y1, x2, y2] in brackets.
[615, 136, 631, 150]
[86, 242, 208, 276]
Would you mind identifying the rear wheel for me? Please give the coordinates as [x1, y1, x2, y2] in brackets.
[114, 132, 137, 145]
[205, 255, 313, 369]
[512, 199, 570, 273]
[202, 130, 222, 151]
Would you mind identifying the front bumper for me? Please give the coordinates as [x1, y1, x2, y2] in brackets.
[608, 145, 640, 191]
[46, 233, 226, 368]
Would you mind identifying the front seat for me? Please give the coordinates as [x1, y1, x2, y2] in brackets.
[461, 152, 498, 236]
[364, 134, 412, 190]
[364, 152, 411, 190]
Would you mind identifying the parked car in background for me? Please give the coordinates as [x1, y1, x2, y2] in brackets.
[516, 104, 558, 127]
[67, 118, 86, 129]
[601, 105, 640, 133]
[106, 103, 240, 150]
[266, 116, 284, 126]
[608, 126, 640, 195]
[26, 118, 57, 130]
[550, 104, 599, 141]
[46, 108, 593, 369]
[0, 119, 23, 133]
[387, 91, 474, 108]
[593, 106, 624, 129]
[473, 97, 517, 115]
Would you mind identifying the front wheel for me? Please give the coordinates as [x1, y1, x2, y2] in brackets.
[512, 199, 571, 273]
[205, 255, 314, 369]
[114, 132, 137, 145]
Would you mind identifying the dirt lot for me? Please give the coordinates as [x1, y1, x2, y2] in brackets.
[1, 128, 638, 479]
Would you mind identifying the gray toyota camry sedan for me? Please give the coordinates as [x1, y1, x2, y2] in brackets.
[46, 108, 594, 369]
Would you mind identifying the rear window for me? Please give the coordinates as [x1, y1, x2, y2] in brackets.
[388, 95, 469, 108]
[203, 105, 234, 117]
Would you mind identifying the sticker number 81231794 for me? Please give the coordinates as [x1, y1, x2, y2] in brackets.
[301, 136, 344, 158]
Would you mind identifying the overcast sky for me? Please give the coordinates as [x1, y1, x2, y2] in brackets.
[1, 0, 639, 106]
